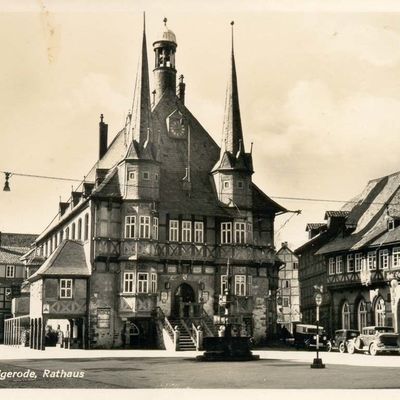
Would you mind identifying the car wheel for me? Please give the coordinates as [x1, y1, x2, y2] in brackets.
[327, 342, 332, 352]
[369, 343, 378, 356]
[339, 342, 346, 353]
[347, 342, 355, 354]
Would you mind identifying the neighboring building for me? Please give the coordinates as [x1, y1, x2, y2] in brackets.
[9, 18, 286, 350]
[276, 242, 300, 333]
[0, 232, 37, 342]
[298, 171, 400, 335]
[295, 224, 332, 334]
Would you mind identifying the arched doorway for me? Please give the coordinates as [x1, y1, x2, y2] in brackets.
[173, 283, 196, 318]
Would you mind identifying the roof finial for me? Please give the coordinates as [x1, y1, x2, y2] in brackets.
[100, 113, 104, 123]
[143, 11, 146, 31]
[230, 21, 234, 54]
[163, 17, 168, 26]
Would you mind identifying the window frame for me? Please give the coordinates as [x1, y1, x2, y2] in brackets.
[123, 272, 135, 294]
[234, 275, 246, 296]
[60, 279, 73, 299]
[139, 215, 151, 239]
[347, 254, 354, 272]
[152, 217, 159, 240]
[5, 265, 15, 278]
[221, 275, 228, 294]
[194, 221, 204, 243]
[392, 247, 400, 269]
[328, 257, 335, 275]
[125, 215, 136, 239]
[151, 272, 157, 293]
[221, 222, 232, 244]
[336, 256, 343, 274]
[379, 249, 389, 270]
[234, 222, 246, 244]
[169, 220, 179, 242]
[137, 272, 149, 293]
[182, 220, 192, 243]
[355, 253, 363, 272]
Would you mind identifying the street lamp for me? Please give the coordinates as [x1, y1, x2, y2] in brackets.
[311, 290, 325, 369]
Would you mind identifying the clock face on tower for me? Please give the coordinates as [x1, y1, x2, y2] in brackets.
[166, 109, 188, 139]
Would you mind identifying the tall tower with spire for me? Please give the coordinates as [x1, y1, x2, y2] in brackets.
[119, 13, 160, 202]
[212, 22, 253, 210]
[152, 18, 178, 104]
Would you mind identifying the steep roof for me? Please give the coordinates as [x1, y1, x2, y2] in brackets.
[0, 246, 31, 265]
[28, 240, 91, 282]
[306, 223, 327, 231]
[0, 232, 37, 247]
[316, 171, 400, 255]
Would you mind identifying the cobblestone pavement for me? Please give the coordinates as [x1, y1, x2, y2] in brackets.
[0, 347, 400, 388]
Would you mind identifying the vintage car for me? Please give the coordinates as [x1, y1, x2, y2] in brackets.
[293, 323, 328, 350]
[327, 329, 360, 353]
[347, 326, 400, 356]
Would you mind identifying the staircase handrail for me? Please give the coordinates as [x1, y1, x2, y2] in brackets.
[200, 306, 217, 336]
[181, 319, 196, 343]
[155, 307, 175, 340]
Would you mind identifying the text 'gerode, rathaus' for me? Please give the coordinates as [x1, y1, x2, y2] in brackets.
[3, 17, 287, 350]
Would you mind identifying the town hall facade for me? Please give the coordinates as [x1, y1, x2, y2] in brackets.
[9, 18, 286, 350]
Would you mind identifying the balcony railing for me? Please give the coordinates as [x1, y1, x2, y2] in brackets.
[95, 237, 277, 263]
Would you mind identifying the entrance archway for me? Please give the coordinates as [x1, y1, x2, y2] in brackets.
[173, 283, 196, 318]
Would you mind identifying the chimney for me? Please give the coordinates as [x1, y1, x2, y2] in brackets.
[178, 75, 186, 104]
[99, 114, 108, 159]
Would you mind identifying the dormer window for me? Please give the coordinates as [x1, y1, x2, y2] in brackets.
[388, 219, 395, 231]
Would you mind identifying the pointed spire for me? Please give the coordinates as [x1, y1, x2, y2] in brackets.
[221, 21, 244, 156]
[129, 12, 153, 158]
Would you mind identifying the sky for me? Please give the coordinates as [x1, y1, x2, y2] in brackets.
[2, 0, 400, 250]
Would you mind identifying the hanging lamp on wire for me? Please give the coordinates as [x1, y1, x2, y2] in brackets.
[3, 172, 11, 192]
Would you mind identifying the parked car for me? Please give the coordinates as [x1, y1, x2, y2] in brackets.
[327, 329, 360, 353]
[347, 326, 400, 356]
[293, 323, 328, 350]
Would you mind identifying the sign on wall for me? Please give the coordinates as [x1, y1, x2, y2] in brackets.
[97, 308, 111, 329]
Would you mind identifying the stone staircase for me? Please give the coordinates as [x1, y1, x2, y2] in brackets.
[170, 319, 197, 351]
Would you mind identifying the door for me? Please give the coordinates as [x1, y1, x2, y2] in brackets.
[173, 283, 196, 318]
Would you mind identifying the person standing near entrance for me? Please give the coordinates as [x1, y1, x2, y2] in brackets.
[56, 325, 63, 348]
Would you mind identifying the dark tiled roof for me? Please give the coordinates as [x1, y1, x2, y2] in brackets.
[317, 171, 400, 255]
[0, 232, 37, 247]
[0, 246, 30, 264]
[306, 223, 327, 231]
[28, 240, 91, 281]
[370, 226, 400, 246]
[252, 184, 287, 214]
[324, 211, 350, 219]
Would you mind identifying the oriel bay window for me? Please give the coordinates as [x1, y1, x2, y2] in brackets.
[169, 220, 179, 242]
[125, 216, 136, 238]
[123, 272, 135, 293]
[234, 222, 246, 244]
[221, 222, 232, 244]
[182, 221, 192, 242]
[60, 279, 73, 299]
[139, 216, 151, 239]
[137, 273, 149, 293]
[194, 221, 204, 243]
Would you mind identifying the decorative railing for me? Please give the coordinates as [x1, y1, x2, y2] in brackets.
[155, 307, 175, 342]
